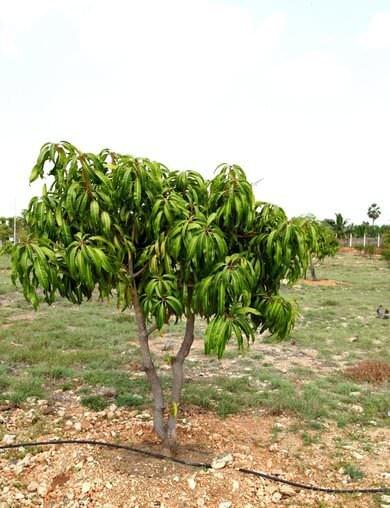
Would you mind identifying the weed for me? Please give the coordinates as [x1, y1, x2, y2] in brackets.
[81, 395, 110, 411]
[341, 462, 364, 481]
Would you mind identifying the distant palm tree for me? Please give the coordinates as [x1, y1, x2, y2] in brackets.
[334, 213, 348, 239]
[367, 203, 381, 225]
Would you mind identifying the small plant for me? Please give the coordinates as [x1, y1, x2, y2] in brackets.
[341, 462, 364, 481]
[116, 393, 144, 407]
[322, 299, 338, 306]
[81, 395, 110, 411]
[301, 431, 320, 446]
[382, 232, 390, 262]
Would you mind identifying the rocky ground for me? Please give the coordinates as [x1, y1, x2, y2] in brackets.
[1, 394, 389, 508]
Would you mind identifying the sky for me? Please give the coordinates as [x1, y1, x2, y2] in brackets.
[1, 0, 389, 224]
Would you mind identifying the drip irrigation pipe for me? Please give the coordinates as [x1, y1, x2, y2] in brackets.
[0, 439, 389, 495]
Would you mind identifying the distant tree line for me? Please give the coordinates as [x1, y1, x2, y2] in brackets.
[324, 207, 389, 241]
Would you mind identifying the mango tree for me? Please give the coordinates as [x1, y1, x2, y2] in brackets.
[11, 142, 310, 451]
[294, 217, 338, 281]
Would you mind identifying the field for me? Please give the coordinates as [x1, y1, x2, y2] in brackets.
[0, 252, 389, 507]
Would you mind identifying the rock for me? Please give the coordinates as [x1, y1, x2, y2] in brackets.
[2, 434, 16, 444]
[350, 391, 361, 397]
[348, 336, 358, 342]
[74, 421, 82, 431]
[269, 443, 279, 452]
[27, 481, 39, 493]
[218, 502, 232, 508]
[279, 484, 296, 496]
[382, 495, 390, 503]
[187, 477, 196, 490]
[162, 340, 175, 351]
[351, 404, 364, 414]
[82, 482, 91, 494]
[256, 486, 265, 498]
[211, 453, 233, 469]
[272, 492, 282, 503]
[136, 411, 152, 421]
[37, 483, 48, 496]
[97, 386, 117, 398]
[232, 480, 239, 493]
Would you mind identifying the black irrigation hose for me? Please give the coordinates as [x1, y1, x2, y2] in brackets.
[237, 468, 389, 494]
[0, 439, 389, 495]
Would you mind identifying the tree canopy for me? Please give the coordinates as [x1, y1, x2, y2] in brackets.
[367, 203, 381, 225]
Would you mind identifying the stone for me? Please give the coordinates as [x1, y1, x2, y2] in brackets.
[82, 482, 91, 494]
[27, 482, 39, 493]
[382, 495, 390, 503]
[272, 491, 282, 503]
[232, 480, 239, 493]
[211, 453, 233, 469]
[351, 404, 364, 414]
[218, 502, 232, 508]
[37, 483, 48, 496]
[348, 336, 358, 342]
[74, 421, 82, 431]
[187, 477, 196, 490]
[2, 434, 16, 444]
[136, 411, 152, 421]
[162, 340, 175, 351]
[279, 484, 296, 496]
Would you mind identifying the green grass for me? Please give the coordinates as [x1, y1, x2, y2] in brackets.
[0, 252, 389, 433]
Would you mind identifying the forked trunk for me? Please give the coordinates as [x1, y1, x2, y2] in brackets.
[131, 283, 196, 451]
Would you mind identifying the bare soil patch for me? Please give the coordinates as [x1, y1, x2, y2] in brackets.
[344, 361, 390, 384]
[300, 279, 338, 287]
[1, 396, 389, 507]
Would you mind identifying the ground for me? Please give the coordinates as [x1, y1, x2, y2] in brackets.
[0, 252, 389, 507]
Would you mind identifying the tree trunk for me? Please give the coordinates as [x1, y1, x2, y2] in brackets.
[165, 314, 195, 451]
[131, 286, 166, 440]
[309, 259, 317, 281]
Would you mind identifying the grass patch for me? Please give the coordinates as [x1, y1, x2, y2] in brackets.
[81, 395, 110, 411]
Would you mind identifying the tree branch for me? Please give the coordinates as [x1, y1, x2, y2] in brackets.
[133, 264, 147, 279]
[147, 323, 158, 336]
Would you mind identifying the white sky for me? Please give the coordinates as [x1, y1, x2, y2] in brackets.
[1, 0, 389, 224]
